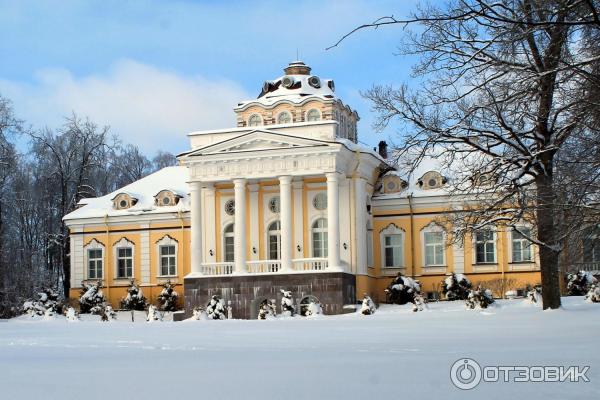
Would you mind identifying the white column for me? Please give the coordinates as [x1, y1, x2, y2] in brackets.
[203, 183, 216, 263]
[248, 183, 260, 261]
[292, 180, 304, 259]
[190, 181, 203, 274]
[354, 177, 368, 275]
[279, 176, 293, 271]
[233, 178, 247, 274]
[326, 172, 342, 271]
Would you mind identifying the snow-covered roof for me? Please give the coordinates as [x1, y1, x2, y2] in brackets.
[64, 166, 189, 222]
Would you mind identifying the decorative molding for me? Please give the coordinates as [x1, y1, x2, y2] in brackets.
[112, 236, 135, 247]
[83, 238, 105, 248]
[378, 222, 405, 234]
[155, 234, 178, 245]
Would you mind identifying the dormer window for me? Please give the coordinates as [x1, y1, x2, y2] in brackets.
[418, 171, 446, 190]
[154, 190, 181, 207]
[112, 193, 138, 210]
[306, 109, 321, 122]
[248, 114, 262, 127]
[381, 175, 408, 194]
[277, 111, 292, 124]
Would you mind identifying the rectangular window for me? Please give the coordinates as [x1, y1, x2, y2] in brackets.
[583, 237, 600, 262]
[312, 232, 328, 258]
[224, 236, 235, 262]
[475, 230, 496, 264]
[512, 228, 532, 262]
[384, 234, 403, 268]
[87, 249, 103, 279]
[117, 247, 133, 278]
[160, 245, 176, 276]
[424, 231, 444, 266]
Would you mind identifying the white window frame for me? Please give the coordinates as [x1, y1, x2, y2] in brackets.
[156, 235, 178, 277]
[306, 109, 321, 122]
[473, 228, 497, 264]
[113, 237, 135, 279]
[510, 226, 533, 263]
[380, 223, 405, 269]
[421, 223, 446, 269]
[223, 223, 235, 262]
[277, 111, 292, 124]
[84, 239, 104, 280]
[311, 217, 328, 258]
[267, 220, 281, 260]
[248, 114, 262, 127]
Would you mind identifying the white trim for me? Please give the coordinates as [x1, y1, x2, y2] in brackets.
[222, 223, 235, 262]
[156, 235, 178, 277]
[113, 237, 135, 279]
[310, 217, 328, 258]
[420, 222, 446, 268]
[508, 225, 534, 263]
[266, 219, 281, 260]
[380, 223, 405, 268]
[83, 239, 105, 280]
[472, 227, 497, 265]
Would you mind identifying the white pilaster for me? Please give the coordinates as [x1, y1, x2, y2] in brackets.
[248, 183, 260, 261]
[292, 180, 304, 259]
[279, 176, 293, 271]
[140, 224, 150, 284]
[354, 177, 368, 275]
[203, 183, 216, 263]
[190, 181, 203, 274]
[233, 178, 247, 274]
[326, 172, 342, 271]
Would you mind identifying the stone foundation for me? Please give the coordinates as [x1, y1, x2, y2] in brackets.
[182, 272, 356, 319]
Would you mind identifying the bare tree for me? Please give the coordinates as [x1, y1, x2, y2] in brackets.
[151, 150, 178, 171]
[333, 0, 600, 309]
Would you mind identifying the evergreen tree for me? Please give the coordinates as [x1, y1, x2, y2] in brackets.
[206, 295, 226, 320]
[280, 289, 295, 317]
[258, 299, 276, 320]
[23, 287, 62, 317]
[442, 273, 472, 301]
[120, 280, 147, 311]
[566, 271, 597, 296]
[360, 295, 377, 315]
[79, 281, 106, 314]
[465, 286, 495, 309]
[157, 281, 179, 311]
[385, 273, 423, 310]
[585, 283, 600, 303]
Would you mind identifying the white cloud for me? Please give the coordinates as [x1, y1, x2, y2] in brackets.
[0, 60, 250, 154]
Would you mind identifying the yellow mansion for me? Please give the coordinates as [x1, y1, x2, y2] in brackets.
[63, 62, 541, 318]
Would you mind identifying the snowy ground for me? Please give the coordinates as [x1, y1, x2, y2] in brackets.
[1, 297, 599, 400]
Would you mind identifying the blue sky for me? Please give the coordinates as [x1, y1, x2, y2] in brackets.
[0, 0, 420, 154]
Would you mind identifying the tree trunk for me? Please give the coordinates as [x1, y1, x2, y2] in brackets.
[535, 172, 562, 310]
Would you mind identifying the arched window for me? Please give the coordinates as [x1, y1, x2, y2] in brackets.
[268, 220, 281, 260]
[312, 218, 328, 258]
[277, 111, 292, 124]
[306, 109, 321, 122]
[224, 224, 235, 262]
[248, 114, 262, 127]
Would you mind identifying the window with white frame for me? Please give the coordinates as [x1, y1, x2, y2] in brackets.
[474, 229, 496, 264]
[160, 246, 176, 276]
[268, 220, 281, 260]
[423, 227, 445, 266]
[583, 229, 600, 262]
[224, 224, 235, 262]
[380, 224, 404, 268]
[117, 247, 133, 278]
[87, 248, 103, 279]
[248, 114, 262, 127]
[306, 109, 321, 122]
[511, 227, 532, 262]
[277, 111, 292, 124]
[312, 218, 328, 258]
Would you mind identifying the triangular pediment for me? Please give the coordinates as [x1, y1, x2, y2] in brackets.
[182, 130, 333, 157]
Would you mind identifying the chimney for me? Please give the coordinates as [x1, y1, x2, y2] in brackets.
[378, 140, 388, 159]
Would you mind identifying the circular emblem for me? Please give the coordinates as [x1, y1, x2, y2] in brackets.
[450, 358, 482, 390]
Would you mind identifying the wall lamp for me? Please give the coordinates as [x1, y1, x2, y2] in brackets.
[209, 249, 214, 256]
[343, 243, 348, 250]
[297, 245, 302, 252]
[252, 247, 257, 254]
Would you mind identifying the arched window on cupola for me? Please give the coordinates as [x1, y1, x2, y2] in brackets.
[277, 111, 292, 124]
[248, 114, 262, 127]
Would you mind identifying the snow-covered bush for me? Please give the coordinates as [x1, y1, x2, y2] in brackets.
[385, 274, 422, 306]
[258, 299, 276, 320]
[99, 305, 117, 322]
[412, 294, 425, 312]
[79, 281, 106, 314]
[526, 285, 542, 304]
[465, 286, 495, 309]
[206, 295, 226, 320]
[23, 287, 62, 317]
[191, 306, 208, 320]
[304, 301, 323, 317]
[146, 304, 162, 322]
[157, 281, 179, 311]
[360, 295, 376, 315]
[566, 271, 598, 296]
[585, 283, 600, 303]
[280, 289, 295, 317]
[442, 273, 472, 301]
[120, 280, 147, 311]
[65, 306, 79, 322]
